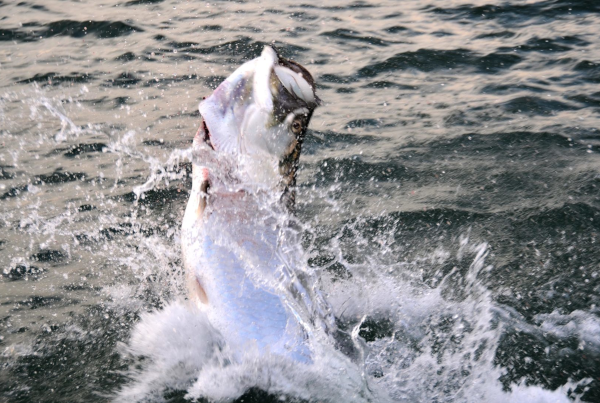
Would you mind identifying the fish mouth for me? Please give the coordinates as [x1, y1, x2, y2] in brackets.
[194, 46, 321, 193]
[198, 46, 319, 157]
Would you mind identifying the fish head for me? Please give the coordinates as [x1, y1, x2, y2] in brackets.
[198, 46, 321, 190]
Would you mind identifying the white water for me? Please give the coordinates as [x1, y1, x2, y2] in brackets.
[114, 144, 591, 402]
[114, 232, 590, 402]
[2, 86, 594, 403]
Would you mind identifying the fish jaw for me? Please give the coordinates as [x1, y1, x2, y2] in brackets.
[198, 47, 281, 156]
[197, 58, 258, 155]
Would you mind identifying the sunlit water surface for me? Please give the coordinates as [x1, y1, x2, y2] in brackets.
[1, 0, 600, 402]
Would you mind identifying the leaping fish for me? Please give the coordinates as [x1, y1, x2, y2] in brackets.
[181, 46, 340, 363]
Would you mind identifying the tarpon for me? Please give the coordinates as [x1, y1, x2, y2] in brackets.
[181, 46, 337, 363]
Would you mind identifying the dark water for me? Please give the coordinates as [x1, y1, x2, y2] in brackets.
[1, 0, 600, 402]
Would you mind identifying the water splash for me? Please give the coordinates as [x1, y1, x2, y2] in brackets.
[114, 205, 590, 402]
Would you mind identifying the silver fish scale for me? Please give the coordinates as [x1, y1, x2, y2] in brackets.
[183, 195, 332, 362]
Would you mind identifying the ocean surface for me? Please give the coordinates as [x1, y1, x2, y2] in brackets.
[1, 0, 600, 402]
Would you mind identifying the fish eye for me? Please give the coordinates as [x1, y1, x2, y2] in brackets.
[291, 118, 303, 135]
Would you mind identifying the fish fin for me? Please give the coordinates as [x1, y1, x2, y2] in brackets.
[184, 165, 211, 224]
[188, 272, 208, 305]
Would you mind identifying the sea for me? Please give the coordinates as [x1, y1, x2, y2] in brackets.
[1, 0, 599, 402]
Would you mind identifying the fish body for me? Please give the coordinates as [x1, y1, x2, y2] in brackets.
[181, 46, 333, 362]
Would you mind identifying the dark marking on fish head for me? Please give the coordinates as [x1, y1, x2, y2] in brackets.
[267, 49, 321, 203]
[277, 56, 321, 106]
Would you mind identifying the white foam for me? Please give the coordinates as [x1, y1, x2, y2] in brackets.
[116, 236, 591, 402]
[116, 302, 220, 402]
[536, 309, 600, 352]
[118, 300, 380, 403]
[110, 131, 590, 402]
